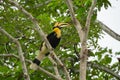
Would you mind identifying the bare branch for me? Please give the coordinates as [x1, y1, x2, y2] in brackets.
[0, 27, 30, 80]
[83, 0, 97, 41]
[96, 20, 120, 41]
[85, 0, 97, 29]
[88, 62, 120, 79]
[50, 53, 71, 80]
[0, 54, 19, 58]
[48, 56, 63, 80]
[8, 0, 71, 79]
[37, 67, 59, 80]
[65, 0, 82, 39]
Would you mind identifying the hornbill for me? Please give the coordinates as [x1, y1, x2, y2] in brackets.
[30, 22, 69, 70]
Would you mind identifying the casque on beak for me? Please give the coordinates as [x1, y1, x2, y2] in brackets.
[54, 22, 70, 29]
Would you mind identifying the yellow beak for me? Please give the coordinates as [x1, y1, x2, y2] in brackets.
[54, 22, 70, 28]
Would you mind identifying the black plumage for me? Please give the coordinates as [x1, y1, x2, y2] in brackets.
[47, 32, 61, 49]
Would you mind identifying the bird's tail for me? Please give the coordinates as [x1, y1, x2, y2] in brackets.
[30, 42, 48, 70]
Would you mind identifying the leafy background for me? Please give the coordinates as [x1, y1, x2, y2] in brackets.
[0, 0, 119, 80]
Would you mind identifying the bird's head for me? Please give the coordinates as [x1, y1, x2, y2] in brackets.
[53, 22, 69, 29]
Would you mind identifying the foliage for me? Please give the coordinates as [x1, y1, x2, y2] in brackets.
[0, 0, 119, 80]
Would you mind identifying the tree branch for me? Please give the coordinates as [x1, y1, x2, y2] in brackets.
[0, 54, 19, 58]
[0, 27, 30, 80]
[84, 0, 97, 40]
[85, 0, 97, 29]
[48, 56, 63, 80]
[65, 0, 82, 39]
[0, 54, 61, 80]
[50, 53, 71, 80]
[79, 0, 97, 80]
[8, 0, 71, 79]
[96, 20, 120, 41]
[88, 62, 120, 79]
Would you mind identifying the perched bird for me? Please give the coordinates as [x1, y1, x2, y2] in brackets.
[30, 22, 69, 70]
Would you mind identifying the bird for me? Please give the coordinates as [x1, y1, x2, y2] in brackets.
[30, 22, 69, 70]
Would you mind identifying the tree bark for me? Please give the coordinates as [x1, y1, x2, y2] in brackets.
[80, 1, 97, 80]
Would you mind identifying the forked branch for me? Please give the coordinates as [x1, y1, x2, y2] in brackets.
[0, 27, 30, 80]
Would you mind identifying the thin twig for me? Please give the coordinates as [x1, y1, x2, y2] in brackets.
[0, 54, 19, 58]
[48, 56, 63, 80]
[84, 0, 97, 40]
[85, 0, 97, 29]
[0, 27, 30, 80]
